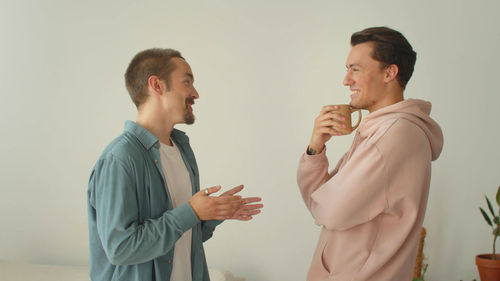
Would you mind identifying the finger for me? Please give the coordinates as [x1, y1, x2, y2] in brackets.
[203, 185, 222, 196]
[329, 121, 348, 131]
[220, 184, 244, 196]
[237, 214, 255, 221]
[331, 113, 346, 122]
[214, 195, 242, 204]
[213, 200, 243, 212]
[242, 197, 262, 204]
[316, 112, 340, 123]
[317, 127, 339, 135]
[319, 115, 347, 128]
[215, 202, 243, 212]
[318, 119, 338, 129]
[237, 208, 262, 214]
[330, 127, 345, 135]
[215, 209, 239, 216]
[320, 105, 339, 115]
[234, 216, 253, 221]
[240, 209, 261, 216]
[329, 128, 344, 136]
[240, 204, 264, 210]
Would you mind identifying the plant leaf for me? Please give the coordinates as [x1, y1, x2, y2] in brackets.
[480, 208, 493, 226]
[496, 184, 500, 206]
[486, 196, 496, 218]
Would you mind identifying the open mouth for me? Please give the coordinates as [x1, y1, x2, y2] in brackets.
[186, 99, 195, 111]
[350, 90, 360, 99]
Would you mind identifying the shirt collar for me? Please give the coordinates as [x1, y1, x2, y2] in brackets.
[124, 120, 159, 150]
[123, 120, 190, 149]
[171, 128, 189, 144]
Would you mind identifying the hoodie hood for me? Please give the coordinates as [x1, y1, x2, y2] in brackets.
[357, 99, 443, 161]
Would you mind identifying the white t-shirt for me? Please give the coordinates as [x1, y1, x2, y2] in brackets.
[159, 141, 193, 281]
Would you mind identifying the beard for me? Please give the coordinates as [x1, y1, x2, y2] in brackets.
[183, 98, 195, 124]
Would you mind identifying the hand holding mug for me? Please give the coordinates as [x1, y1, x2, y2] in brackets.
[331, 104, 361, 135]
[308, 104, 362, 154]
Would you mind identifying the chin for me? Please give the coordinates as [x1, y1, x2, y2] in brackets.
[184, 113, 195, 125]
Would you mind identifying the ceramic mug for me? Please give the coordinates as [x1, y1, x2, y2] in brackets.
[332, 104, 362, 134]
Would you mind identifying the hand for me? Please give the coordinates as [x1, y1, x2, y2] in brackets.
[188, 186, 243, 221]
[308, 105, 346, 153]
[220, 185, 263, 221]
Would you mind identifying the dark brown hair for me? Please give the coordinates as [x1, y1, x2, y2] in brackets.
[124, 48, 184, 108]
[351, 27, 416, 89]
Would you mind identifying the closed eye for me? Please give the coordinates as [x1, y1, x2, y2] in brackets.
[346, 63, 361, 72]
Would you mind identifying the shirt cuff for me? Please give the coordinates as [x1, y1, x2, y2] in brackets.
[203, 219, 224, 228]
[169, 202, 200, 232]
[304, 146, 327, 158]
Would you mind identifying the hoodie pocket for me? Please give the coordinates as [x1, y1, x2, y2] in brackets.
[320, 241, 332, 274]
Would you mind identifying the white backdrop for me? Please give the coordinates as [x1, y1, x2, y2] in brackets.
[1, 0, 499, 280]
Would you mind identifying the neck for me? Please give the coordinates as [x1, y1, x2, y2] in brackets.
[136, 107, 174, 146]
[368, 86, 404, 112]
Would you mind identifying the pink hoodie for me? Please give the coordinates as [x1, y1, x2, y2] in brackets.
[297, 99, 443, 281]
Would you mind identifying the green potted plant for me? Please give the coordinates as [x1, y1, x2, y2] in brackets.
[476, 184, 500, 280]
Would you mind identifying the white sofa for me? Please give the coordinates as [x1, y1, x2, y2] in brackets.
[0, 260, 89, 281]
[0, 260, 245, 281]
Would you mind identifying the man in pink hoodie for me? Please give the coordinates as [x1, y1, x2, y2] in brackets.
[297, 27, 443, 281]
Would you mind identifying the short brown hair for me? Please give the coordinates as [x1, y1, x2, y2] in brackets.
[124, 48, 184, 107]
[351, 27, 416, 89]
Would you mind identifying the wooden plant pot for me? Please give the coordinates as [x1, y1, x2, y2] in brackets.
[476, 254, 500, 281]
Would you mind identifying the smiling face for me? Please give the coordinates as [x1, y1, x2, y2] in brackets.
[343, 42, 388, 112]
[163, 57, 199, 124]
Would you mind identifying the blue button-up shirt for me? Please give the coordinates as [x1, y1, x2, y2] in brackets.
[88, 121, 221, 281]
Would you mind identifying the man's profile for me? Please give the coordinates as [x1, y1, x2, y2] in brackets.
[297, 27, 443, 280]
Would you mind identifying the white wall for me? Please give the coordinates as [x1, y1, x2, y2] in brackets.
[1, 0, 499, 280]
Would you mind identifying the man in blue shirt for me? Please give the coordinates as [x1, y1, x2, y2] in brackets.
[87, 48, 263, 281]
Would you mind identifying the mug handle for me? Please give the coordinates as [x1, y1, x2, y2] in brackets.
[350, 108, 362, 130]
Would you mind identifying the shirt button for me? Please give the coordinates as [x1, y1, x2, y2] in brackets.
[154, 160, 158, 164]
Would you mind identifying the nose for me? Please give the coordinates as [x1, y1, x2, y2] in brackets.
[343, 70, 353, 86]
[192, 87, 199, 99]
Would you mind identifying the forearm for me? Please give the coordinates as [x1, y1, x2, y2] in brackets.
[297, 148, 331, 210]
[98, 202, 200, 265]
[308, 146, 387, 231]
[91, 156, 203, 265]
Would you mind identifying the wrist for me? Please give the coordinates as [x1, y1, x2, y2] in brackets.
[306, 145, 324, 155]
[188, 199, 201, 220]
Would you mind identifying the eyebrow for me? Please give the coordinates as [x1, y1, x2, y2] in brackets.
[346, 63, 361, 68]
[185, 73, 194, 80]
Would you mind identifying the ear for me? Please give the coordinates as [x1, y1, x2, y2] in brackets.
[147, 75, 166, 98]
[384, 64, 399, 83]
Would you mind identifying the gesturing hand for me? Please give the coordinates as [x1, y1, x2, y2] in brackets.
[188, 186, 243, 221]
[220, 185, 263, 221]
